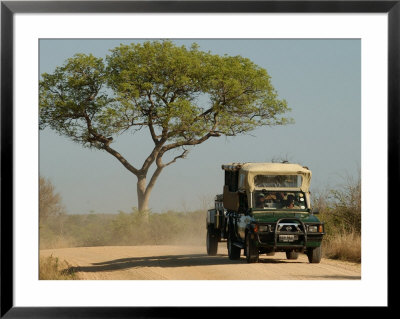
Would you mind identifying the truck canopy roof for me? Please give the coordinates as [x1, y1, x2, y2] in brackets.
[222, 162, 312, 192]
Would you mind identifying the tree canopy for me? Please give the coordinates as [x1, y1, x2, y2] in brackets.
[40, 40, 292, 211]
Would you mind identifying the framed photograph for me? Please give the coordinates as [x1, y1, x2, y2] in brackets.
[1, 0, 395, 316]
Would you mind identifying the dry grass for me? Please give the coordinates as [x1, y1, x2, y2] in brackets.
[322, 232, 361, 263]
[39, 255, 77, 280]
[40, 235, 77, 250]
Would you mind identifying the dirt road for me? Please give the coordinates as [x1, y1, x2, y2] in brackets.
[40, 244, 361, 280]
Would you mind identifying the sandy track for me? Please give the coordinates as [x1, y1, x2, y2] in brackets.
[40, 243, 361, 280]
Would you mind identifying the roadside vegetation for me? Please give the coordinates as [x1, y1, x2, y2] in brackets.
[313, 174, 361, 263]
[39, 175, 361, 263]
[40, 208, 207, 249]
[39, 255, 77, 280]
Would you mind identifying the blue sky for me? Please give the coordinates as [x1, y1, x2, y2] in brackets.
[39, 39, 360, 214]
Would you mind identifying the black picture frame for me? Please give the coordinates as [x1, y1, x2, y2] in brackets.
[1, 0, 394, 317]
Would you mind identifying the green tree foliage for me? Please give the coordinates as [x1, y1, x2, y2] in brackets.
[40, 41, 292, 211]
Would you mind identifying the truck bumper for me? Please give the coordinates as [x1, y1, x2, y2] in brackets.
[253, 232, 324, 252]
[252, 217, 324, 252]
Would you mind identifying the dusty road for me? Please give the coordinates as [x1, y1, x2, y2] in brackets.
[40, 244, 361, 280]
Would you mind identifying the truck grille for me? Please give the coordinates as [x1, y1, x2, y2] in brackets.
[277, 223, 303, 233]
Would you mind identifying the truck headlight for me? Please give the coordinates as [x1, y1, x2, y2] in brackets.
[258, 225, 270, 232]
[308, 225, 318, 233]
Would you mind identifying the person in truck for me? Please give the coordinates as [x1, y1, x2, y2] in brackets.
[256, 193, 266, 208]
[286, 194, 295, 208]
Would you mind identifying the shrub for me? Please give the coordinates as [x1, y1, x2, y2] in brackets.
[322, 232, 361, 263]
[314, 172, 361, 263]
[39, 255, 77, 280]
[40, 208, 207, 248]
[39, 177, 65, 225]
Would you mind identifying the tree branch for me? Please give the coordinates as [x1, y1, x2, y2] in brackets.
[143, 148, 188, 198]
[140, 144, 163, 172]
[82, 110, 140, 175]
[164, 149, 189, 167]
[144, 164, 163, 198]
[161, 113, 220, 153]
[103, 145, 140, 176]
[145, 91, 161, 144]
[148, 115, 159, 144]
[161, 132, 212, 153]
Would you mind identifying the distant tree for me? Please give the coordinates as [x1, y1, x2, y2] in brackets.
[39, 176, 65, 224]
[329, 173, 361, 234]
[40, 40, 292, 213]
[314, 172, 361, 235]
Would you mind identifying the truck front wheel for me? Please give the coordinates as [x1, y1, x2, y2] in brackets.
[206, 227, 218, 256]
[307, 246, 322, 263]
[245, 232, 259, 263]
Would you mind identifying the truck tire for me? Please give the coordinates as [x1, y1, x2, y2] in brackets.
[206, 227, 218, 256]
[286, 251, 299, 260]
[307, 246, 322, 263]
[227, 227, 241, 260]
[245, 232, 259, 263]
[227, 237, 241, 260]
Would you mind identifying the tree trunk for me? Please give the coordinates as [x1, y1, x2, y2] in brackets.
[137, 176, 151, 222]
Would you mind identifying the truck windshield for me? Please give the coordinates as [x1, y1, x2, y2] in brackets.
[254, 175, 302, 188]
[253, 190, 307, 210]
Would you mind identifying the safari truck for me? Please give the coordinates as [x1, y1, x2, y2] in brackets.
[206, 162, 324, 263]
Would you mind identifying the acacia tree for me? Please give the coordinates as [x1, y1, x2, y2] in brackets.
[40, 41, 292, 212]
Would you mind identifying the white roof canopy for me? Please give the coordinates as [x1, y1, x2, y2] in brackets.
[222, 162, 312, 192]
